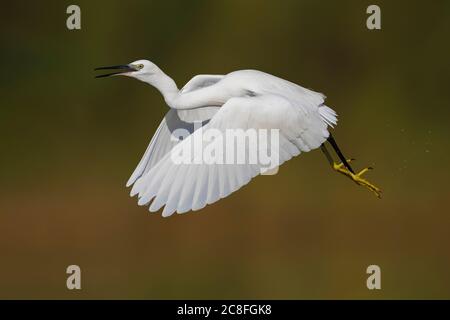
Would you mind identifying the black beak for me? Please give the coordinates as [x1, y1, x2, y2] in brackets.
[94, 64, 137, 78]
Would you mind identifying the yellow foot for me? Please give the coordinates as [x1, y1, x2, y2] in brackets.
[333, 159, 382, 198]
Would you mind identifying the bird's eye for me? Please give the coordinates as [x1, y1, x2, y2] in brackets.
[137, 64, 144, 69]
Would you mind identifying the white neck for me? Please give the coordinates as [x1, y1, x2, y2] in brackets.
[135, 68, 228, 110]
[137, 70, 180, 106]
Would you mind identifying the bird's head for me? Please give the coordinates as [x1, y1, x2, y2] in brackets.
[95, 59, 161, 81]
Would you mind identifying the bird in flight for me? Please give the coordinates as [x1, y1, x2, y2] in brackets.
[95, 60, 381, 217]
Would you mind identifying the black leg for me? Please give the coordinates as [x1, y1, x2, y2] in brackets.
[320, 144, 334, 167]
[326, 133, 355, 174]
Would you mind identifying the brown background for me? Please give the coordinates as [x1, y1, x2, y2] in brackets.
[0, 0, 449, 299]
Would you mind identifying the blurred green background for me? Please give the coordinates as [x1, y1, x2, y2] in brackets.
[1, 0, 449, 299]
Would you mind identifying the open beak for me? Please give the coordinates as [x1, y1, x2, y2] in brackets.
[94, 64, 138, 78]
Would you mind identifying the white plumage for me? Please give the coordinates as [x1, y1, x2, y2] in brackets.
[96, 60, 337, 217]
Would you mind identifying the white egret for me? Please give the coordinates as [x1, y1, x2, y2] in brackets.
[95, 60, 381, 217]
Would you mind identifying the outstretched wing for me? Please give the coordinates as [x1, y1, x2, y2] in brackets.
[126, 107, 220, 187]
[130, 94, 330, 217]
[127, 75, 226, 186]
[180, 74, 224, 93]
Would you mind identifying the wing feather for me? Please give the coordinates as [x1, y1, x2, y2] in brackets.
[127, 107, 220, 188]
[180, 75, 224, 93]
[132, 94, 330, 216]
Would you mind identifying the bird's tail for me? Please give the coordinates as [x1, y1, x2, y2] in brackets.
[319, 105, 338, 128]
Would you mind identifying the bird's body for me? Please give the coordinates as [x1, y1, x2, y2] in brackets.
[95, 60, 381, 216]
